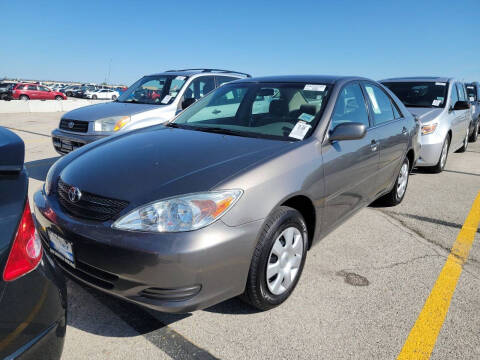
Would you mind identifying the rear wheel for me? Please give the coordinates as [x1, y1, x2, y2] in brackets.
[469, 121, 479, 142]
[241, 206, 308, 311]
[92, 95, 97, 100]
[457, 131, 469, 153]
[377, 157, 410, 206]
[19, 95, 29, 101]
[111, 95, 117, 100]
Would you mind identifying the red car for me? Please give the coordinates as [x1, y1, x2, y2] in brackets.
[11, 83, 66, 100]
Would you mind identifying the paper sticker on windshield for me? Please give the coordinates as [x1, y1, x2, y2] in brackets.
[470, 97, 475, 102]
[304, 84, 326, 92]
[289, 121, 311, 140]
[170, 91, 178, 97]
[467, 86, 474, 89]
[298, 113, 315, 122]
[435, 82, 446, 86]
[432, 99, 441, 106]
[175, 76, 186, 80]
[161, 95, 172, 104]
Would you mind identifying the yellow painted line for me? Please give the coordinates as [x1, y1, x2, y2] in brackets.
[397, 191, 480, 360]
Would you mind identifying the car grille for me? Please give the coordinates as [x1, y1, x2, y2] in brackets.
[57, 179, 129, 221]
[59, 119, 89, 133]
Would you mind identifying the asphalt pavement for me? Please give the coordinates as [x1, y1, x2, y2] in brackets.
[1, 112, 479, 360]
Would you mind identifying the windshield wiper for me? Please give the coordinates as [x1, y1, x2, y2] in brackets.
[403, 103, 435, 108]
[189, 126, 261, 138]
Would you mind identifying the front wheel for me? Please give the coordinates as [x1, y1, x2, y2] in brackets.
[55, 95, 63, 100]
[112, 95, 117, 100]
[92, 95, 97, 100]
[430, 136, 450, 173]
[241, 206, 308, 311]
[469, 121, 479, 142]
[19, 95, 29, 101]
[456, 131, 469, 153]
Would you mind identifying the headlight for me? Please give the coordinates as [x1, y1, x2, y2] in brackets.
[421, 122, 437, 135]
[44, 159, 60, 195]
[94, 116, 130, 132]
[112, 190, 243, 233]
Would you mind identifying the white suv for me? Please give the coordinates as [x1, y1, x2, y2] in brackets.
[51, 69, 250, 154]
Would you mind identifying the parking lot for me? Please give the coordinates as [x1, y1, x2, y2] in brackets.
[1, 112, 479, 359]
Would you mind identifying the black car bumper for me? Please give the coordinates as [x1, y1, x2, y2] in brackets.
[51, 128, 106, 155]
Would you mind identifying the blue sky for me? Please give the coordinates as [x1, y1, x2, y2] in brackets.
[1, 0, 478, 85]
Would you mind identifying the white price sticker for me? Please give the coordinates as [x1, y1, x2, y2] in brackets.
[304, 84, 326, 92]
[435, 82, 446, 86]
[289, 121, 311, 140]
[161, 95, 172, 104]
[470, 97, 475, 102]
[175, 76, 186, 80]
[432, 99, 441, 106]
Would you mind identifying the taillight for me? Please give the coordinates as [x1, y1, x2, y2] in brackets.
[3, 199, 43, 281]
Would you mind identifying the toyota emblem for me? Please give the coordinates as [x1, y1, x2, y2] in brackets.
[68, 121, 74, 129]
[68, 186, 82, 203]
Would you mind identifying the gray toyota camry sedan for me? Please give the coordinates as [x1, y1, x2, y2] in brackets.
[34, 75, 420, 312]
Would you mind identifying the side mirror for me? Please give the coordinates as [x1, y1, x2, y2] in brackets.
[181, 98, 196, 110]
[452, 100, 470, 111]
[329, 122, 367, 142]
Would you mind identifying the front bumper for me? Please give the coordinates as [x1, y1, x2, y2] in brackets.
[415, 133, 445, 167]
[51, 128, 107, 155]
[33, 189, 263, 313]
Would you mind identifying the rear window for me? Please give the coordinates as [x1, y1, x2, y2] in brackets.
[466, 85, 477, 101]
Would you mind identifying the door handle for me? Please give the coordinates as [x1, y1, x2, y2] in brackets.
[402, 127, 408, 135]
[370, 140, 378, 152]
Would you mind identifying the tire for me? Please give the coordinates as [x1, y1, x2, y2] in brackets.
[456, 130, 469, 153]
[19, 95, 29, 101]
[469, 121, 479, 142]
[66, 92, 72, 97]
[429, 135, 450, 173]
[55, 95, 63, 100]
[241, 206, 308, 311]
[377, 157, 410, 206]
[92, 95, 97, 100]
[112, 95, 117, 100]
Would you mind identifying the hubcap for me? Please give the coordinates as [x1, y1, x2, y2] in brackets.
[397, 163, 409, 199]
[266, 227, 303, 295]
[440, 140, 448, 168]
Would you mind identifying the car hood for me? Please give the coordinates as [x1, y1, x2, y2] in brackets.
[407, 107, 443, 124]
[59, 126, 291, 208]
[63, 101, 164, 121]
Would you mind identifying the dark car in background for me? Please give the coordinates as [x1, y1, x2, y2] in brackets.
[466, 82, 480, 142]
[0, 127, 66, 359]
[11, 83, 67, 100]
[0, 82, 16, 100]
[34, 75, 419, 313]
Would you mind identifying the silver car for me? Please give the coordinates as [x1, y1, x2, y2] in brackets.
[381, 77, 471, 172]
[35, 75, 419, 312]
[51, 69, 250, 154]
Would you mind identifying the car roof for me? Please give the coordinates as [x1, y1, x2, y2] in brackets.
[147, 68, 251, 78]
[380, 76, 452, 83]
[232, 75, 368, 84]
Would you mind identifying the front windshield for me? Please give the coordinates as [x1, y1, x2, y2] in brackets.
[382, 81, 448, 108]
[466, 85, 477, 101]
[117, 75, 187, 105]
[172, 82, 330, 141]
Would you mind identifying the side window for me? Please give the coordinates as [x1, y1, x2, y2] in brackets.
[456, 83, 466, 101]
[184, 77, 215, 100]
[27, 85, 37, 91]
[392, 103, 401, 119]
[330, 83, 369, 129]
[364, 83, 395, 125]
[216, 76, 238, 87]
[39, 86, 49, 92]
[450, 83, 459, 105]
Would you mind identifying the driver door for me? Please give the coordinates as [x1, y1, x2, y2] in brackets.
[321, 82, 380, 232]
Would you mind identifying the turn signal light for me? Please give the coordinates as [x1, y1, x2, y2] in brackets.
[3, 200, 43, 282]
[421, 123, 437, 135]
